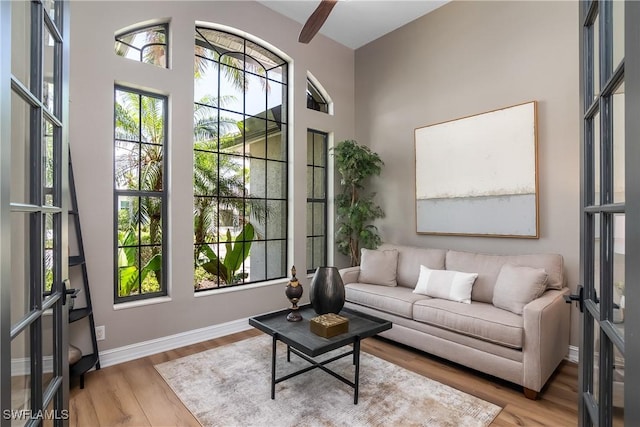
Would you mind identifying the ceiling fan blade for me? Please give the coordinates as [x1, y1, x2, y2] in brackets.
[298, 0, 338, 44]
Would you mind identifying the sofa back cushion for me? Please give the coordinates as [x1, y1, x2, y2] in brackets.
[445, 250, 565, 303]
[378, 244, 447, 288]
[492, 264, 548, 314]
[359, 248, 399, 287]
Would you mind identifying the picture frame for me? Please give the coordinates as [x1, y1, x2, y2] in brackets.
[414, 101, 539, 238]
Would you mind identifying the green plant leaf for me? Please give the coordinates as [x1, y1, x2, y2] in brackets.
[197, 244, 227, 282]
[224, 223, 254, 276]
[118, 265, 138, 296]
[139, 253, 162, 284]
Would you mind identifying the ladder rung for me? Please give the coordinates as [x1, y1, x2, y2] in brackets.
[69, 256, 85, 266]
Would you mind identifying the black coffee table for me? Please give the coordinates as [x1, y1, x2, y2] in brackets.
[249, 305, 392, 404]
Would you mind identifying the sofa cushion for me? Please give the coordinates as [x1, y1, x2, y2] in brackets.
[446, 250, 565, 303]
[493, 264, 548, 314]
[359, 248, 399, 287]
[379, 244, 447, 288]
[345, 283, 428, 319]
[413, 299, 524, 349]
[413, 265, 478, 304]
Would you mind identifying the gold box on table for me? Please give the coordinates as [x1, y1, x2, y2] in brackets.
[310, 313, 349, 338]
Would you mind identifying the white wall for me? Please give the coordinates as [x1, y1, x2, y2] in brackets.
[354, 1, 581, 346]
[69, 1, 355, 352]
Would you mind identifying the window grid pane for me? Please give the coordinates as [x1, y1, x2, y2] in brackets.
[194, 28, 288, 291]
[306, 129, 327, 273]
[114, 88, 167, 302]
[115, 24, 168, 68]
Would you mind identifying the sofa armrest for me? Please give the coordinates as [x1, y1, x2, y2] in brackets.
[522, 287, 571, 392]
[339, 266, 361, 284]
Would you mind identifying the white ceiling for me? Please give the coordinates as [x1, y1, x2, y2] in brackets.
[257, 1, 449, 49]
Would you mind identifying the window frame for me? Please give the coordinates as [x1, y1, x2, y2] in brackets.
[306, 79, 329, 114]
[113, 85, 168, 303]
[193, 27, 289, 291]
[306, 129, 328, 274]
[114, 23, 169, 68]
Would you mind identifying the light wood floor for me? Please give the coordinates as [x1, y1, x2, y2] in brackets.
[69, 329, 578, 426]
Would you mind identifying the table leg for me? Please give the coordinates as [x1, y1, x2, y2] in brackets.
[271, 334, 277, 400]
[287, 344, 291, 362]
[354, 338, 361, 404]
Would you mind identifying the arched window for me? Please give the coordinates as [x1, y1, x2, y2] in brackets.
[193, 28, 289, 290]
[306, 73, 331, 114]
[115, 23, 168, 68]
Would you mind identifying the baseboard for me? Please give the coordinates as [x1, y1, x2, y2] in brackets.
[100, 319, 582, 367]
[13, 328, 580, 375]
[567, 345, 579, 363]
[98, 317, 252, 368]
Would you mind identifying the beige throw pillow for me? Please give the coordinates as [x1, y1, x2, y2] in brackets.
[492, 264, 548, 314]
[413, 265, 478, 304]
[359, 248, 399, 287]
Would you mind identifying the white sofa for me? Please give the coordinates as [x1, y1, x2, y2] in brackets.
[339, 243, 571, 399]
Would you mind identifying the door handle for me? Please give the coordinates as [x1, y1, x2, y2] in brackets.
[60, 279, 78, 305]
[564, 285, 584, 313]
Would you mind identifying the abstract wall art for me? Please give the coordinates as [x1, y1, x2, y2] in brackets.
[414, 101, 538, 237]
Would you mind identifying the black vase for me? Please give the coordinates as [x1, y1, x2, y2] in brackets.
[309, 266, 345, 315]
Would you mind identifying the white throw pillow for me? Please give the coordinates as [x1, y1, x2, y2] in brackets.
[492, 264, 548, 314]
[413, 265, 478, 304]
[359, 248, 399, 287]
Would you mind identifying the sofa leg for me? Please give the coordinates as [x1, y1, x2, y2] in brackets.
[523, 388, 538, 400]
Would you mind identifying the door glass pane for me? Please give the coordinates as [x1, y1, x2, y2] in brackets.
[11, 329, 32, 420]
[593, 328, 600, 402]
[11, 92, 32, 205]
[593, 213, 601, 311]
[43, 0, 56, 24]
[592, 14, 600, 100]
[11, 0, 31, 87]
[43, 119, 55, 206]
[612, 350, 625, 426]
[612, 0, 624, 71]
[43, 396, 55, 427]
[44, 213, 55, 293]
[612, 82, 625, 203]
[613, 214, 625, 333]
[42, 315, 56, 393]
[11, 211, 32, 325]
[43, 25, 56, 112]
[593, 111, 601, 205]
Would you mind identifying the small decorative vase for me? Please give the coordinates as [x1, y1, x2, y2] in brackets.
[285, 266, 303, 322]
[309, 266, 345, 315]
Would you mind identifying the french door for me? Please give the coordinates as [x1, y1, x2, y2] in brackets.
[579, 0, 639, 425]
[1, 1, 70, 426]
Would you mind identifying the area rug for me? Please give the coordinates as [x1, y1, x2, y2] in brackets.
[154, 335, 502, 427]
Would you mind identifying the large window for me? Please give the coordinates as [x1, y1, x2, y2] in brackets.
[115, 24, 168, 68]
[193, 28, 289, 290]
[307, 129, 327, 273]
[114, 87, 167, 302]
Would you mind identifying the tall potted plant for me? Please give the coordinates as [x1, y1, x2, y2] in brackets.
[332, 140, 385, 266]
